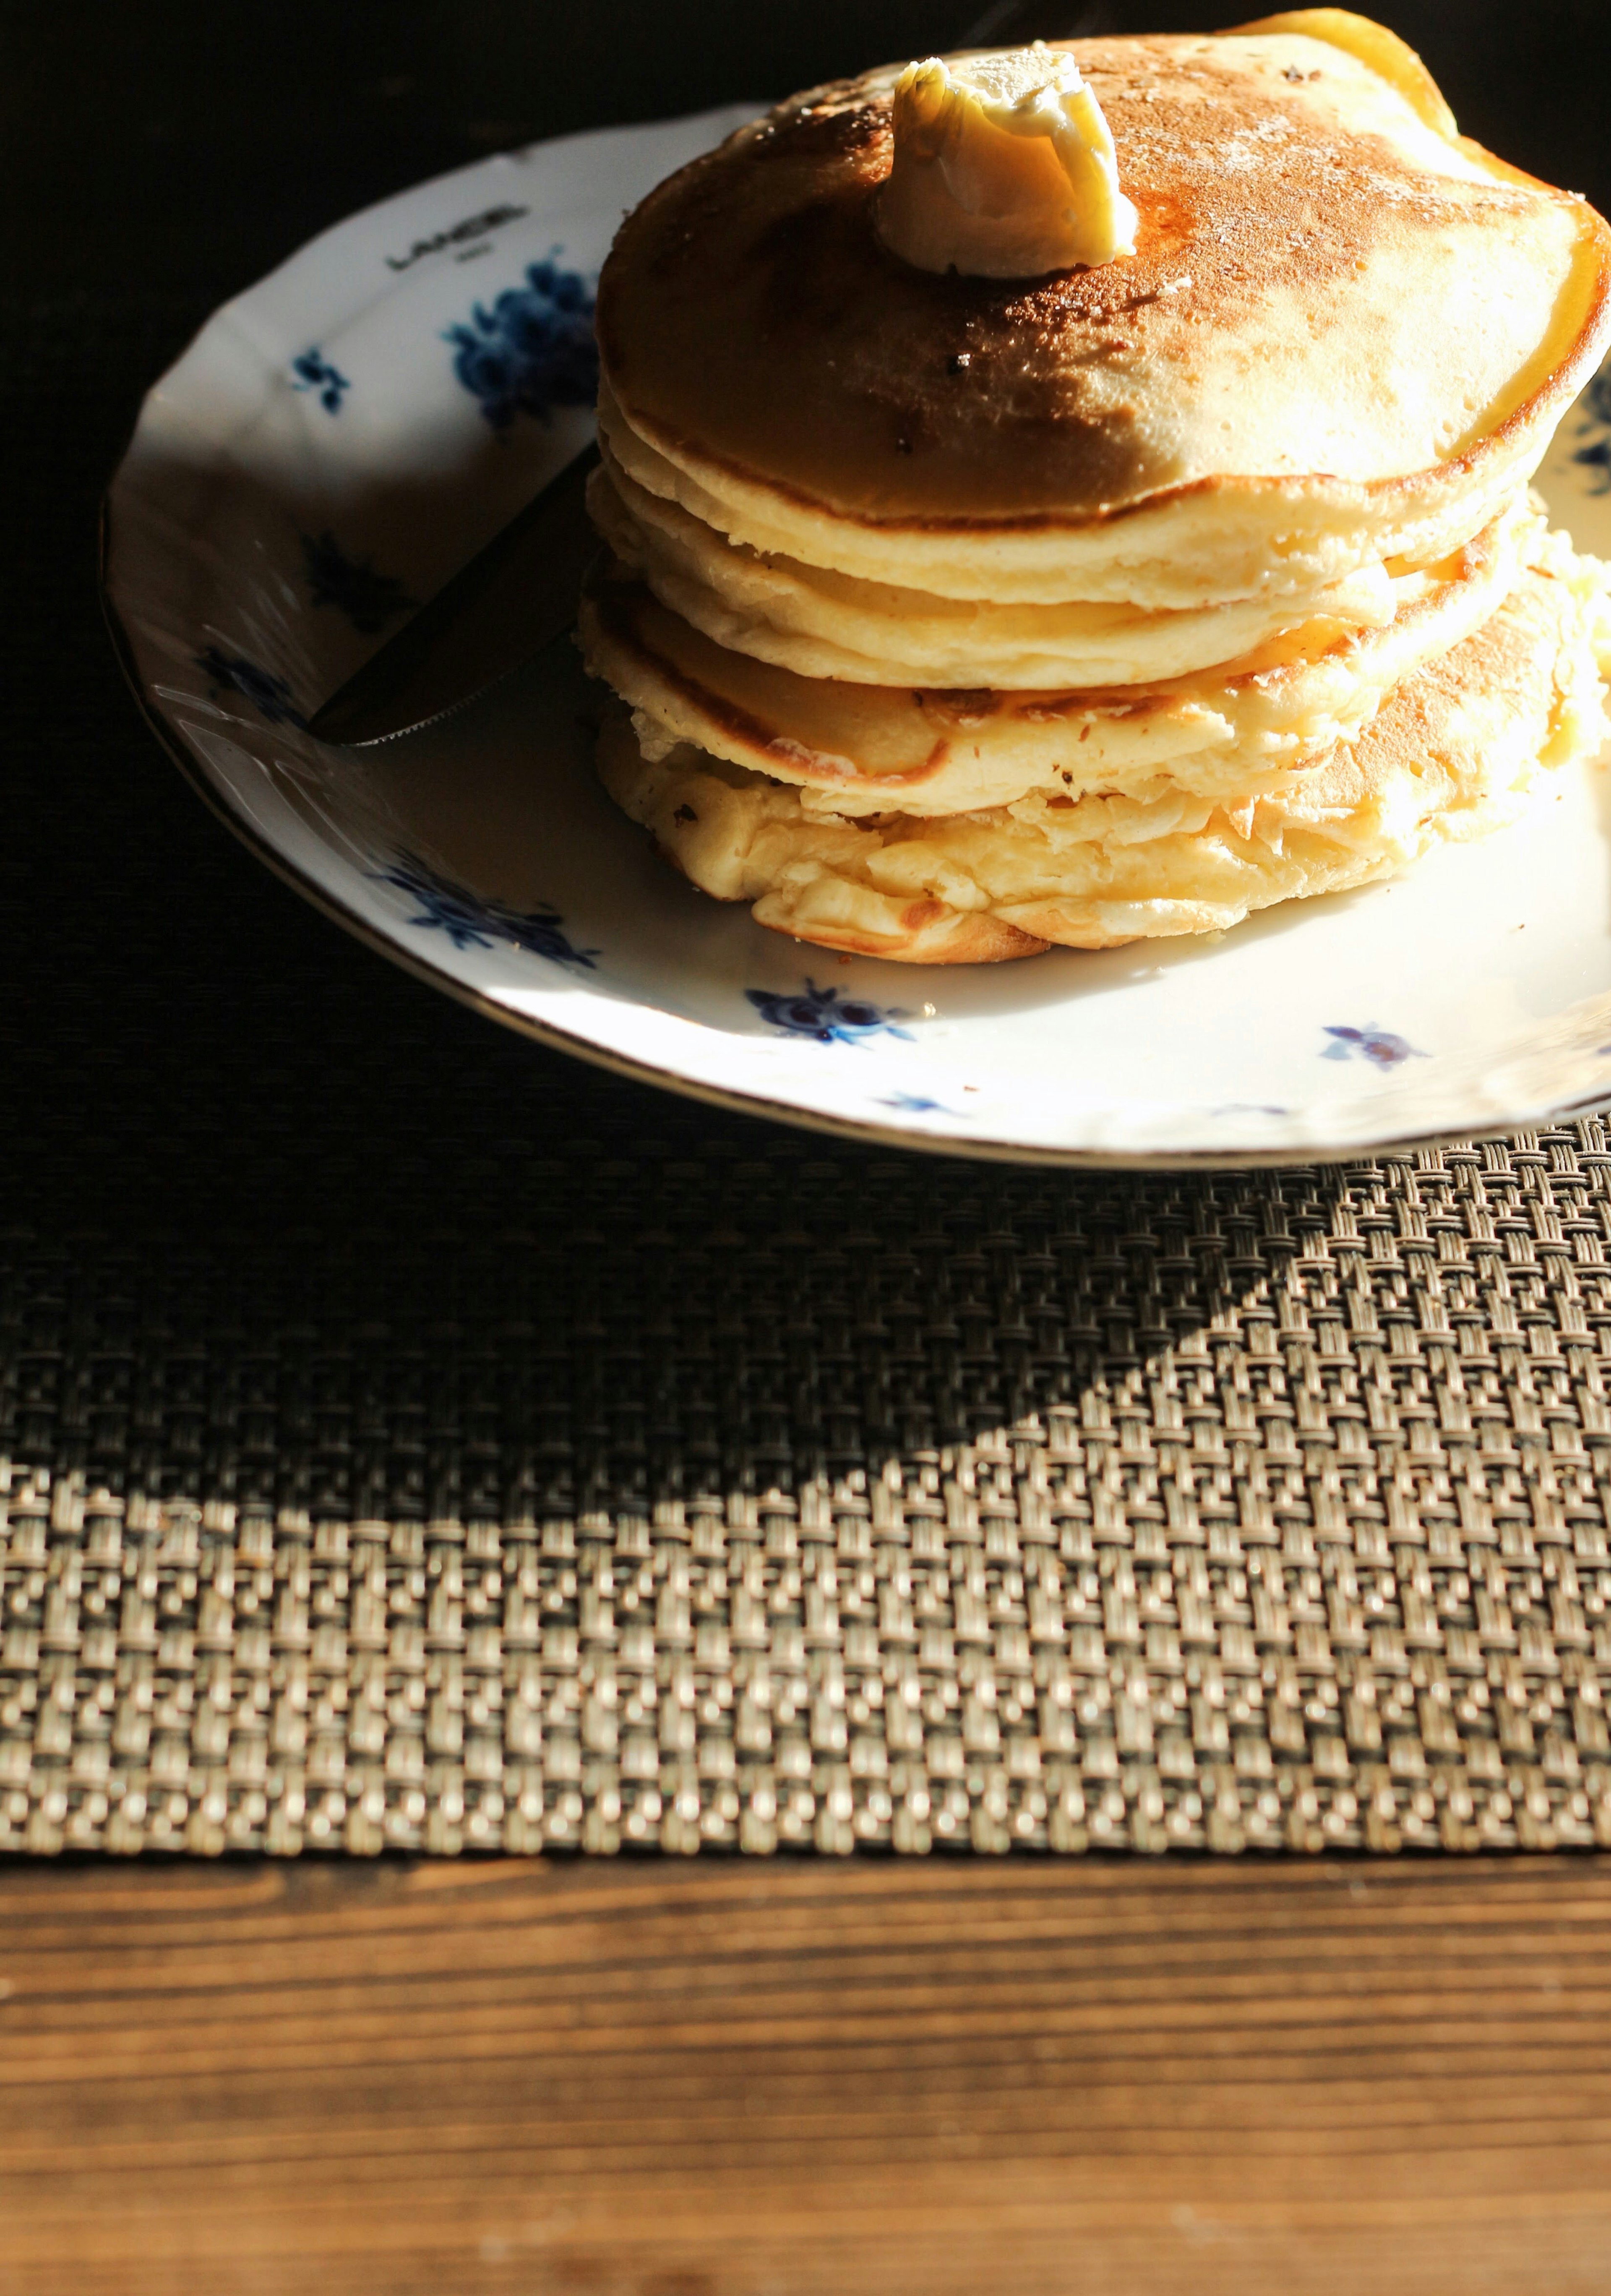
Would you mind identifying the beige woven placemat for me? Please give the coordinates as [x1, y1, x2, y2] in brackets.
[5, 1122, 1611, 1858]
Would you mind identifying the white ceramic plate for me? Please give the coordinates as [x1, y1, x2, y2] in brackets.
[103, 107, 1611, 1167]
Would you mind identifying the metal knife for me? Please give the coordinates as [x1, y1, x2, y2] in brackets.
[306, 439, 600, 746]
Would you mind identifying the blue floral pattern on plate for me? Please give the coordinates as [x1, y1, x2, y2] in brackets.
[194, 647, 306, 728]
[878, 1091, 960, 1116]
[290, 348, 349, 414]
[444, 252, 597, 430]
[1322, 1024, 1426, 1070]
[748, 983, 914, 1046]
[300, 531, 415, 634]
[373, 852, 597, 968]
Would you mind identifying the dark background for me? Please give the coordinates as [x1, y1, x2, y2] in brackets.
[11, 0, 1611, 312]
[4, 2, 1610, 1512]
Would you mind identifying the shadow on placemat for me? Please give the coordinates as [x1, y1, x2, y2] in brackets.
[4, 1078, 1611, 1858]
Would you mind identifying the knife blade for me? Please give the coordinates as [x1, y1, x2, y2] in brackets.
[306, 438, 600, 746]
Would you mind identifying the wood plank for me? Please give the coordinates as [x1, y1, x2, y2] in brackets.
[2, 1857, 1611, 2293]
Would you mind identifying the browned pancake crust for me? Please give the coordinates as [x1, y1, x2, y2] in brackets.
[597, 35, 1610, 525]
[577, 506, 1521, 804]
[591, 560, 1607, 962]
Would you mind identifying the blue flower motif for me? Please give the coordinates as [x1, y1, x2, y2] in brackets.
[195, 646, 306, 727]
[879, 1091, 959, 1115]
[443, 252, 597, 430]
[300, 531, 416, 634]
[373, 853, 597, 968]
[291, 348, 349, 415]
[747, 981, 913, 1046]
[1321, 1024, 1426, 1070]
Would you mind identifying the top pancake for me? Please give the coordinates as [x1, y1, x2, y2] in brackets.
[597, 22, 1611, 589]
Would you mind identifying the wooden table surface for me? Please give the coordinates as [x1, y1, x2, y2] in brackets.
[3, 1855, 1610, 2295]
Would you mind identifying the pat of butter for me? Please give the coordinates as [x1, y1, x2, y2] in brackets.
[876, 44, 1139, 278]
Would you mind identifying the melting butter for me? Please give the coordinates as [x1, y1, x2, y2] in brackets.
[876, 44, 1139, 278]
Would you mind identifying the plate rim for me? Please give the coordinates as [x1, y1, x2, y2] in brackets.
[98, 123, 1611, 1173]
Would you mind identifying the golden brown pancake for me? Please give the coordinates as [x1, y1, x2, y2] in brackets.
[578, 496, 1537, 815]
[596, 23, 1611, 600]
[581, 16, 1611, 965]
[587, 449, 1416, 688]
[595, 553, 1611, 960]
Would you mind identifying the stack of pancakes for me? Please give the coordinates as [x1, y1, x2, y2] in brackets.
[579, 12, 1611, 962]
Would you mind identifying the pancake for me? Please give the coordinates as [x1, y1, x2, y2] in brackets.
[595, 21, 1611, 607]
[595, 553, 1611, 960]
[587, 449, 1410, 689]
[581, 16, 1611, 965]
[578, 495, 1540, 816]
[597, 372, 1527, 613]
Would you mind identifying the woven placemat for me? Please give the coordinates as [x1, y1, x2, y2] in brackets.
[6, 1124, 1611, 1858]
